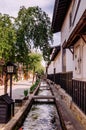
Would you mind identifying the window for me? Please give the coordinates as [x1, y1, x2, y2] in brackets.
[69, 0, 76, 27]
[69, 12, 72, 27]
[75, 45, 82, 74]
[62, 49, 66, 72]
[69, 0, 81, 27]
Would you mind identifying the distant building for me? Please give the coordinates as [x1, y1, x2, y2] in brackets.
[47, 45, 61, 74]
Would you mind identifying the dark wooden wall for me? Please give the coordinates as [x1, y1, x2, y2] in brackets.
[47, 72, 86, 114]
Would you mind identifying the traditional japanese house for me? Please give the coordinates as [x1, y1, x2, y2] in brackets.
[49, 0, 86, 114]
[47, 45, 61, 83]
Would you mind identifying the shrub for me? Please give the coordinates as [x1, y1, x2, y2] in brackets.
[30, 79, 40, 93]
[24, 89, 28, 97]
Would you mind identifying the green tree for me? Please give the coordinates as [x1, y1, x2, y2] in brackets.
[15, 6, 53, 63]
[0, 6, 53, 64]
[0, 6, 53, 93]
[35, 62, 44, 75]
[0, 13, 16, 62]
[27, 52, 44, 81]
[0, 13, 16, 94]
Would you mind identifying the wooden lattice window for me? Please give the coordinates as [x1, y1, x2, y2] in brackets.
[75, 45, 82, 74]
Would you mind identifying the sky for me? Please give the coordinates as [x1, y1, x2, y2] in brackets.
[0, 0, 60, 46]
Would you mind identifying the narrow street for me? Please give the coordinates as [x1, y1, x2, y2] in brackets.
[0, 79, 33, 129]
[0, 79, 32, 99]
[12, 79, 32, 100]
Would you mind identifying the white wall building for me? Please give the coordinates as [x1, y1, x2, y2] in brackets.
[52, 0, 86, 80]
[53, 51, 62, 73]
[47, 61, 54, 75]
[50, 0, 86, 115]
[47, 46, 61, 75]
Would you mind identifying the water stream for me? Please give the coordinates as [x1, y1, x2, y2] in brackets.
[19, 82, 61, 130]
[21, 104, 58, 130]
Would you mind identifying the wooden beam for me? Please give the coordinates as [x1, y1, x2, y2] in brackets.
[68, 47, 74, 59]
[33, 95, 55, 100]
[72, 0, 81, 25]
[34, 101, 54, 104]
[80, 34, 86, 44]
[77, 33, 86, 44]
[68, 47, 74, 55]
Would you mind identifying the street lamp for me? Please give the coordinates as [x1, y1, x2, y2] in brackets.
[6, 62, 17, 98]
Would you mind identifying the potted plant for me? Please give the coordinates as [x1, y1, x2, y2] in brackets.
[24, 89, 28, 99]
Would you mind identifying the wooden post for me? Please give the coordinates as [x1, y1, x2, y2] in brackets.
[54, 68, 56, 83]
[10, 74, 12, 98]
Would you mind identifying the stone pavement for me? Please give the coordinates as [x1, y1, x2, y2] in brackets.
[0, 79, 33, 99]
[0, 79, 33, 129]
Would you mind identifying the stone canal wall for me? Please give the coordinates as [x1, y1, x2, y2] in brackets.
[47, 79, 86, 130]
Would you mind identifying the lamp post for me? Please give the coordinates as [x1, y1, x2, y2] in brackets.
[6, 62, 16, 98]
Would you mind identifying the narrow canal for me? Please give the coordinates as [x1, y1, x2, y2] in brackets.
[19, 82, 62, 130]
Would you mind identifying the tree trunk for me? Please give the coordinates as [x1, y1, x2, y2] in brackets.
[4, 73, 8, 94]
[32, 66, 35, 84]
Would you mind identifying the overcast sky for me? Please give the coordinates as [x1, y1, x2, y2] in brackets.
[0, 0, 60, 46]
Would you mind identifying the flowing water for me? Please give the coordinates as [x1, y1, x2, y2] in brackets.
[19, 83, 61, 130]
[20, 104, 59, 130]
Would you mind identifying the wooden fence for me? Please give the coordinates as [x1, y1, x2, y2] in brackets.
[47, 72, 86, 114]
[72, 80, 86, 114]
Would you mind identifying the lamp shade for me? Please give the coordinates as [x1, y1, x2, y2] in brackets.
[6, 62, 17, 74]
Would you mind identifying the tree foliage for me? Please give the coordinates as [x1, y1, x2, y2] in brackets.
[24, 52, 44, 80]
[0, 6, 53, 65]
[15, 6, 53, 61]
[0, 13, 16, 62]
[27, 52, 43, 72]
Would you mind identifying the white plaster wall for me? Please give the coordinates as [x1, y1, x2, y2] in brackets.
[61, 2, 73, 44]
[82, 36, 86, 79]
[61, 0, 86, 45]
[61, 9, 71, 45]
[47, 61, 54, 74]
[66, 49, 73, 72]
[73, 39, 84, 79]
[73, 0, 86, 30]
[54, 51, 62, 73]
